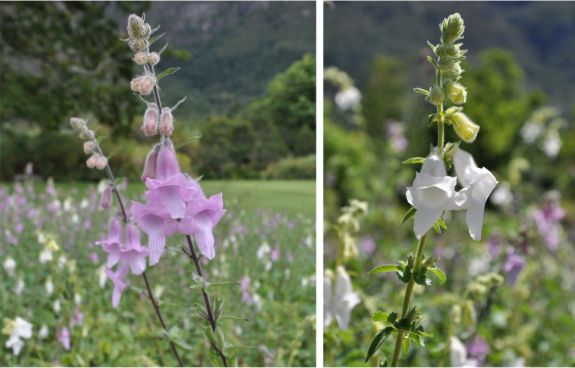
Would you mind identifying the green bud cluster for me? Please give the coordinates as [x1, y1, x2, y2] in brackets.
[415, 13, 480, 144]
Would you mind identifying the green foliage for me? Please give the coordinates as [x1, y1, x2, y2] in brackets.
[263, 155, 316, 180]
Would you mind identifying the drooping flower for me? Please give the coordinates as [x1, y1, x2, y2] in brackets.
[406, 150, 462, 238]
[452, 148, 497, 241]
[3, 317, 33, 356]
[451, 112, 480, 143]
[132, 139, 225, 264]
[324, 266, 360, 330]
[57, 326, 71, 351]
[335, 86, 361, 111]
[450, 336, 478, 367]
[97, 217, 148, 275]
[503, 247, 525, 286]
[106, 265, 129, 308]
[534, 191, 565, 251]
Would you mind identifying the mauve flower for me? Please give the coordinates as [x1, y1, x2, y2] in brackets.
[453, 148, 497, 241]
[57, 326, 71, 351]
[359, 236, 376, 256]
[70, 308, 84, 327]
[503, 248, 525, 286]
[486, 234, 502, 259]
[466, 336, 490, 365]
[240, 276, 253, 304]
[100, 185, 113, 209]
[406, 150, 462, 238]
[270, 246, 280, 262]
[106, 265, 129, 308]
[534, 191, 565, 251]
[450, 336, 477, 367]
[132, 139, 225, 264]
[97, 218, 147, 275]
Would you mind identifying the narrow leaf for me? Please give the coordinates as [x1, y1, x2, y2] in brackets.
[365, 327, 394, 362]
[402, 157, 425, 165]
[369, 264, 401, 274]
[428, 266, 446, 284]
[157, 67, 181, 81]
[401, 207, 416, 224]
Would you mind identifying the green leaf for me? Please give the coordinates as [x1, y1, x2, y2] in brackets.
[369, 264, 401, 274]
[401, 207, 416, 224]
[156, 67, 181, 81]
[413, 87, 430, 96]
[372, 311, 389, 322]
[402, 335, 410, 357]
[428, 266, 447, 284]
[402, 157, 426, 165]
[365, 327, 394, 362]
[148, 32, 165, 46]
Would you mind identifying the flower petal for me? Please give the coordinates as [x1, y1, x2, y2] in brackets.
[414, 208, 442, 238]
[466, 203, 486, 241]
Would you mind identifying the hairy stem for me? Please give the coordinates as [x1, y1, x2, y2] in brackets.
[391, 233, 428, 367]
[96, 143, 184, 367]
[185, 235, 228, 367]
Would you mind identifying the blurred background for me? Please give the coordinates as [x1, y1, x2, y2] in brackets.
[0, 2, 315, 366]
[323, 2, 575, 367]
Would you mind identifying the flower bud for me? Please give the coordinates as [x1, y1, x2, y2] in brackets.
[451, 112, 479, 143]
[141, 144, 160, 181]
[70, 117, 86, 130]
[446, 82, 467, 105]
[141, 104, 159, 136]
[83, 141, 97, 154]
[159, 107, 174, 136]
[95, 156, 108, 170]
[78, 128, 95, 141]
[127, 14, 147, 39]
[86, 154, 99, 169]
[138, 74, 156, 96]
[147, 52, 160, 66]
[130, 77, 141, 93]
[440, 13, 465, 45]
[133, 51, 148, 65]
[128, 38, 149, 52]
[100, 185, 113, 209]
[429, 85, 444, 106]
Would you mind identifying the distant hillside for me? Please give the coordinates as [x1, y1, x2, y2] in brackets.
[110, 2, 316, 121]
[325, 1, 575, 111]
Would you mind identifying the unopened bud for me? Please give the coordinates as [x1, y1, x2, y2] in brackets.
[130, 77, 141, 93]
[128, 38, 149, 52]
[70, 117, 86, 130]
[127, 14, 147, 39]
[446, 82, 467, 105]
[133, 51, 148, 65]
[78, 129, 95, 141]
[142, 104, 159, 136]
[147, 52, 160, 66]
[95, 156, 108, 170]
[429, 85, 444, 106]
[141, 144, 160, 181]
[159, 107, 174, 136]
[138, 74, 156, 96]
[440, 13, 465, 45]
[100, 185, 113, 209]
[451, 112, 479, 143]
[86, 154, 99, 169]
[83, 141, 97, 154]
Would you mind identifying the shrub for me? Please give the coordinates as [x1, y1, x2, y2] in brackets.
[263, 155, 316, 179]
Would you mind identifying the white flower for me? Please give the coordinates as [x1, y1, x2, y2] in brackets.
[335, 86, 361, 111]
[3, 317, 33, 356]
[257, 242, 271, 260]
[39, 324, 49, 339]
[490, 182, 513, 207]
[406, 151, 461, 238]
[45, 277, 54, 295]
[74, 293, 82, 306]
[53, 300, 61, 313]
[541, 132, 561, 158]
[15, 278, 25, 295]
[39, 248, 53, 263]
[450, 336, 477, 367]
[98, 265, 107, 288]
[520, 121, 543, 143]
[3, 257, 16, 277]
[324, 266, 360, 330]
[453, 148, 498, 241]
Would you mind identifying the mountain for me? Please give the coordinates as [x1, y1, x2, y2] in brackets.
[109, 2, 316, 121]
[325, 1, 575, 111]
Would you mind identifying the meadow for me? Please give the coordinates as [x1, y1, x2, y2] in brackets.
[0, 179, 316, 366]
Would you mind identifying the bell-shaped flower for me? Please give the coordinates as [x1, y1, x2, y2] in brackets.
[106, 264, 129, 308]
[452, 148, 497, 241]
[406, 151, 462, 238]
[324, 266, 360, 330]
[97, 217, 148, 275]
[132, 139, 225, 264]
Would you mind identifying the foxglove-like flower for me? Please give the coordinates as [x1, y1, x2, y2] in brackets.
[3, 317, 33, 356]
[451, 112, 479, 143]
[97, 218, 148, 275]
[57, 326, 71, 351]
[503, 247, 525, 285]
[406, 151, 461, 238]
[324, 266, 360, 330]
[106, 265, 129, 308]
[453, 148, 497, 241]
[132, 139, 225, 264]
[141, 144, 160, 181]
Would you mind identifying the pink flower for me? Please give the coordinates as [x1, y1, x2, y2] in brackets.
[106, 264, 129, 308]
[57, 327, 71, 351]
[100, 185, 113, 209]
[97, 218, 148, 275]
[132, 140, 225, 264]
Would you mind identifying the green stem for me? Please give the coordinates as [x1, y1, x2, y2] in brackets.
[436, 65, 445, 154]
[391, 233, 428, 367]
